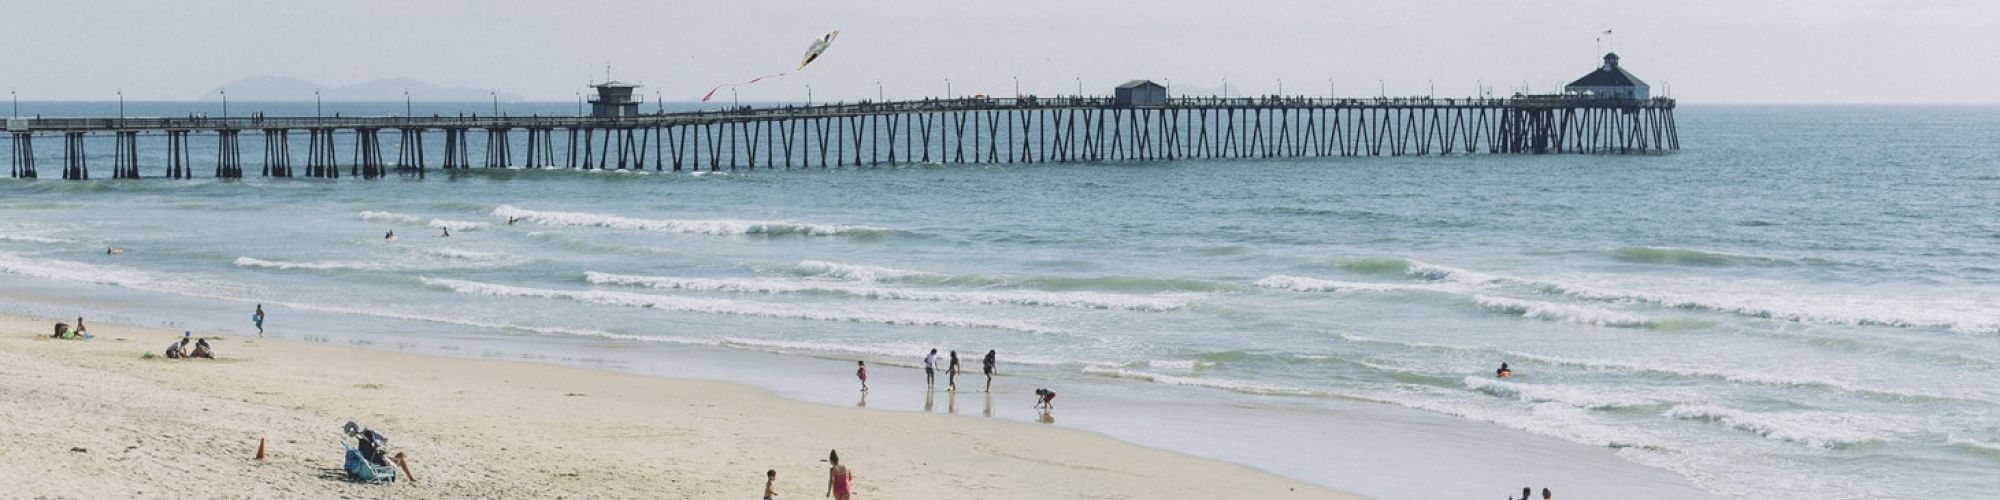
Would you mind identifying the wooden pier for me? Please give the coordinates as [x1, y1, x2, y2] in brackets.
[5, 96, 1676, 180]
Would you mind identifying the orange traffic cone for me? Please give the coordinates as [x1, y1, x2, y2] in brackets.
[255, 438, 266, 461]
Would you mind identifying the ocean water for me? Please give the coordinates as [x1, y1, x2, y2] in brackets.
[3, 103, 1999, 499]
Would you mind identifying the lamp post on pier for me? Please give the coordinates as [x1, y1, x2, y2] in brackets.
[314, 89, 321, 118]
[731, 87, 739, 108]
[220, 90, 228, 119]
[117, 90, 124, 120]
[1277, 78, 1283, 97]
[1377, 80, 1384, 98]
[575, 92, 582, 117]
[657, 91, 664, 113]
[1222, 78, 1229, 99]
[877, 80, 884, 102]
[945, 78, 952, 99]
[806, 84, 813, 106]
[10, 88, 16, 118]
[1328, 79, 1334, 100]
[404, 90, 411, 117]
[1074, 77, 1082, 97]
[490, 90, 498, 116]
[1428, 79, 1434, 98]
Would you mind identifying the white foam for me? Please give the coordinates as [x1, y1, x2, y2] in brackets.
[584, 271, 1190, 311]
[1947, 435, 2000, 453]
[428, 219, 491, 231]
[0, 233, 76, 244]
[423, 248, 513, 262]
[1662, 405, 1881, 449]
[788, 260, 932, 282]
[0, 251, 256, 300]
[1462, 376, 1660, 409]
[421, 277, 1062, 335]
[1253, 275, 1445, 293]
[1406, 260, 1503, 284]
[492, 205, 896, 237]
[233, 256, 387, 271]
[359, 211, 426, 225]
[1080, 366, 1322, 396]
[1472, 295, 1659, 328]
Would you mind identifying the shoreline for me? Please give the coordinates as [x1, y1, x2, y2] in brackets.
[0, 313, 1352, 499]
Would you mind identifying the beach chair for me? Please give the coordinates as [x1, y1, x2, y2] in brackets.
[342, 443, 399, 483]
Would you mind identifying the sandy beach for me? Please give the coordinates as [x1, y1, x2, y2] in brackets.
[0, 314, 1351, 499]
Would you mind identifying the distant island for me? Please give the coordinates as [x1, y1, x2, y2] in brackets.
[199, 76, 526, 102]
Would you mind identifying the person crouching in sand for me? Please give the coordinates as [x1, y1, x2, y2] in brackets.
[855, 361, 868, 392]
[1034, 388, 1057, 409]
[191, 338, 215, 359]
[825, 450, 854, 500]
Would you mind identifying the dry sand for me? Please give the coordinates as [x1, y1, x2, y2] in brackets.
[0, 315, 1353, 499]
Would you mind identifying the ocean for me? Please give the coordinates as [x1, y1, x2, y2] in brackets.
[3, 102, 1997, 498]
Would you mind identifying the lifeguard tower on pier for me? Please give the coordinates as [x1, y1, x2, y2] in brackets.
[589, 81, 644, 118]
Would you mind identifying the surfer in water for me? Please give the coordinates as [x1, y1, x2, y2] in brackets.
[437, 227, 450, 238]
[384, 230, 397, 241]
[1496, 362, 1514, 378]
[507, 216, 521, 226]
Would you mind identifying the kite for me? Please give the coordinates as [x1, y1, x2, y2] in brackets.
[799, 30, 840, 70]
[699, 30, 841, 103]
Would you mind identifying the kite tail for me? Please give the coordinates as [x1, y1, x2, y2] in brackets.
[699, 73, 789, 102]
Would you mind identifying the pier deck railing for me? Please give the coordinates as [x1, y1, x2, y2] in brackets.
[7, 95, 1677, 180]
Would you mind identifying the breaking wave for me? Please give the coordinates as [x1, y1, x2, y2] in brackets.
[584, 272, 1191, 311]
[1471, 295, 1661, 328]
[1662, 405, 1882, 449]
[492, 205, 900, 237]
[420, 277, 1061, 335]
[781, 260, 1240, 293]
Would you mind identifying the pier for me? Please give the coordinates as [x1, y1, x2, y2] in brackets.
[5, 95, 1676, 180]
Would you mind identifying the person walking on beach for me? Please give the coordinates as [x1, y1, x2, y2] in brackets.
[855, 361, 868, 392]
[982, 350, 996, 392]
[763, 469, 779, 500]
[252, 304, 265, 336]
[946, 351, 961, 392]
[825, 450, 853, 500]
[924, 349, 938, 390]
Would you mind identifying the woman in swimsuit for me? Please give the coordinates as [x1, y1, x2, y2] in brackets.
[825, 450, 853, 500]
[855, 361, 868, 392]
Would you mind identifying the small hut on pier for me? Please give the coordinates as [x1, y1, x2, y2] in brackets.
[1565, 53, 1650, 100]
[1114, 80, 1167, 107]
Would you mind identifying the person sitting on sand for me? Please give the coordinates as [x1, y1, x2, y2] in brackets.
[52, 321, 69, 339]
[72, 317, 92, 339]
[825, 450, 853, 500]
[1034, 388, 1057, 409]
[855, 360, 868, 392]
[764, 469, 779, 500]
[1496, 362, 1513, 378]
[191, 339, 215, 359]
[165, 337, 190, 359]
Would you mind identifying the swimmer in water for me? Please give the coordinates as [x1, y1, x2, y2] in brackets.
[1496, 362, 1513, 378]
[507, 216, 521, 226]
[438, 227, 450, 238]
[384, 230, 397, 241]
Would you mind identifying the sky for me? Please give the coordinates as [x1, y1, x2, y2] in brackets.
[2, 0, 1995, 104]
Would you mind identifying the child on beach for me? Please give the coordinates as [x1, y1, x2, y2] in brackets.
[252, 304, 265, 336]
[1034, 388, 1057, 409]
[946, 351, 961, 392]
[856, 361, 868, 392]
[763, 469, 778, 500]
[982, 350, 996, 392]
[825, 450, 853, 500]
[191, 339, 215, 359]
[165, 337, 190, 359]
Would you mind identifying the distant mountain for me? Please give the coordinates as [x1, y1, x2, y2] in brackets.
[200, 76, 525, 102]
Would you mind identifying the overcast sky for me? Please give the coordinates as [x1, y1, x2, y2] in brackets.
[4, 0, 1994, 103]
